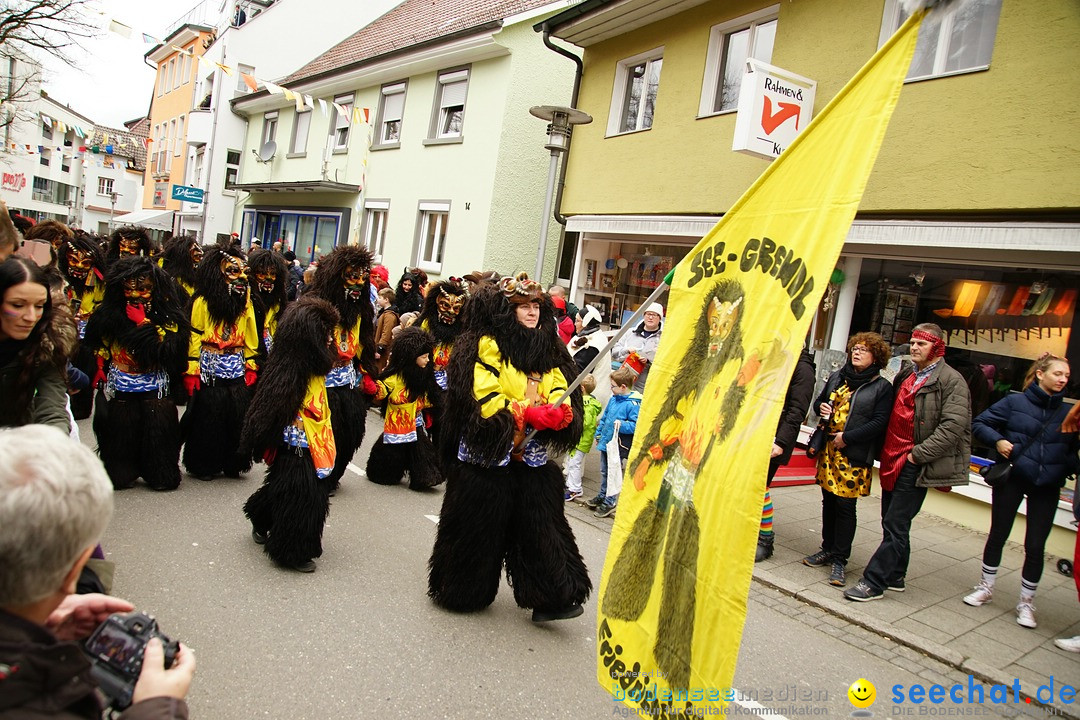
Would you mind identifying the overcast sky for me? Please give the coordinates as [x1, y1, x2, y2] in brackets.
[40, 0, 197, 128]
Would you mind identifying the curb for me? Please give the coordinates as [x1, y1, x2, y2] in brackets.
[752, 567, 1080, 720]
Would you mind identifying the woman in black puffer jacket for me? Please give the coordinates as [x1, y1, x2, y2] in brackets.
[964, 354, 1078, 630]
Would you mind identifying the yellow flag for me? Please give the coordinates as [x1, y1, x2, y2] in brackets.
[596, 10, 924, 715]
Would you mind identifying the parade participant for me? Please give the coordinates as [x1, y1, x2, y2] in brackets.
[0, 257, 71, 431]
[58, 232, 107, 419]
[303, 245, 378, 493]
[247, 248, 288, 356]
[180, 247, 259, 479]
[241, 298, 340, 573]
[428, 274, 590, 623]
[462, 269, 500, 295]
[159, 235, 203, 301]
[84, 257, 189, 491]
[416, 277, 468, 392]
[106, 226, 155, 263]
[365, 326, 443, 490]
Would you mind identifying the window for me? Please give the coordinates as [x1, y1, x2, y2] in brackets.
[166, 59, 175, 92]
[262, 111, 278, 146]
[157, 67, 165, 96]
[289, 109, 311, 155]
[224, 150, 240, 190]
[61, 154, 70, 173]
[429, 69, 468, 141]
[330, 94, 352, 150]
[41, 120, 52, 140]
[32, 176, 50, 202]
[881, 0, 1002, 81]
[700, 7, 778, 115]
[236, 63, 254, 93]
[415, 202, 449, 273]
[375, 82, 405, 147]
[608, 49, 663, 135]
[362, 201, 389, 260]
[98, 177, 114, 196]
[191, 148, 205, 187]
[166, 119, 176, 171]
[182, 46, 194, 83]
[172, 56, 181, 90]
[175, 116, 184, 156]
[39, 148, 50, 167]
[153, 182, 167, 207]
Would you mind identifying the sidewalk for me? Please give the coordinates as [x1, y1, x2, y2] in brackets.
[566, 456, 1080, 719]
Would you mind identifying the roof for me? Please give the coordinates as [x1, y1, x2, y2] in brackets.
[92, 121, 149, 171]
[280, 0, 557, 86]
[536, 0, 710, 46]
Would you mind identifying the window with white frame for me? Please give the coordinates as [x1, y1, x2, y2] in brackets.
[175, 115, 185, 156]
[166, 119, 176, 171]
[224, 150, 240, 190]
[262, 111, 278, 147]
[39, 148, 50, 167]
[699, 6, 778, 116]
[41, 120, 52, 140]
[166, 59, 175, 92]
[880, 0, 1002, 81]
[608, 49, 663, 135]
[430, 69, 468, 140]
[330, 94, 353, 150]
[376, 82, 405, 146]
[289, 109, 311, 155]
[236, 64, 254, 93]
[415, 202, 449, 273]
[173, 56, 181, 89]
[182, 47, 193, 83]
[98, 177, 114, 196]
[191, 148, 204, 188]
[362, 201, 389, 260]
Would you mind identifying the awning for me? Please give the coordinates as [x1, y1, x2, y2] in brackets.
[112, 208, 175, 231]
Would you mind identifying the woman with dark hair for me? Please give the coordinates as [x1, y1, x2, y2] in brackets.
[0, 256, 72, 430]
[803, 332, 893, 587]
[393, 272, 423, 315]
[964, 353, 1077, 630]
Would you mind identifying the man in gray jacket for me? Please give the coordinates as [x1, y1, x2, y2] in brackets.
[844, 323, 971, 602]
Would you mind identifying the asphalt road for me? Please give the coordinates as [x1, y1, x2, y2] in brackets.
[80, 412, 1027, 719]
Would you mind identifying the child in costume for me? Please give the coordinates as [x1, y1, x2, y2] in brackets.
[241, 297, 340, 573]
[428, 274, 590, 623]
[83, 257, 189, 490]
[563, 373, 601, 502]
[365, 326, 442, 490]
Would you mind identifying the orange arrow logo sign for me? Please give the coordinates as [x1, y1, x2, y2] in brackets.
[761, 97, 801, 135]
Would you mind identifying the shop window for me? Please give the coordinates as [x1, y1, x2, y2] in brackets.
[330, 94, 353, 151]
[428, 68, 468, 142]
[880, 0, 1002, 81]
[608, 49, 663, 135]
[415, 202, 449, 273]
[700, 6, 778, 116]
[289, 109, 311, 156]
[375, 81, 405, 148]
[362, 201, 389, 261]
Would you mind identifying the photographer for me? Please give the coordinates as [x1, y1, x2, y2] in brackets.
[0, 425, 195, 719]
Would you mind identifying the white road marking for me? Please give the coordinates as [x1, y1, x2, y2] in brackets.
[347, 462, 366, 477]
[425, 515, 439, 524]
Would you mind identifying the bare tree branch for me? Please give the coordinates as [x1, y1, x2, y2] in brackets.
[0, 0, 100, 67]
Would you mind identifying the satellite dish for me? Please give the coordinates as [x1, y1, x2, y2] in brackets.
[256, 141, 277, 162]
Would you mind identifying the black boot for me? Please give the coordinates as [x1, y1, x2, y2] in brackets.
[754, 532, 774, 562]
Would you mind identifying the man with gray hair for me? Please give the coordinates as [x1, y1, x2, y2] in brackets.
[0, 424, 196, 718]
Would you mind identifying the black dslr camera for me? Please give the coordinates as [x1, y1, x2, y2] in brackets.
[83, 611, 179, 710]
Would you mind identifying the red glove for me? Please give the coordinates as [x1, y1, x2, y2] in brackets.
[183, 374, 201, 396]
[262, 447, 277, 465]
[245, 369, 258, 386]
[360, 373, 378, 396]
[423, 410, 433, 429]
[524, 403, 573, 431]
[125, 303, 147, 325]
[91, 356, 107, 389]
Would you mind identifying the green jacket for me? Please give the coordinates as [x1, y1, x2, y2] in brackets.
[898, 361, 972, 487]
[0, 342, 70, 432]
[576, 393, 603, 454]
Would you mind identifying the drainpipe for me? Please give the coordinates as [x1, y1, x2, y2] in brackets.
[540, 25, 583, 227]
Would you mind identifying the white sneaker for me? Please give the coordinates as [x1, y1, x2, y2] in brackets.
[1015, 602, 1037, 629]
[963, 581, 993, 607]
[1053, 635, 1080, 653]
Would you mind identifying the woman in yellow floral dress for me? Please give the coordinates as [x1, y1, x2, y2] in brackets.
[803, 333, 893, 587]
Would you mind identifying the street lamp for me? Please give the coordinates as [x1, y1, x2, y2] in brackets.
[107, 191, 121, 235]
[528, 105, 592, 281]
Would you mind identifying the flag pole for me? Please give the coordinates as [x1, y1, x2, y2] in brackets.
[517, 269, 675, 448]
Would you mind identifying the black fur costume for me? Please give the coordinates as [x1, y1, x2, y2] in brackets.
[304, 245, 377, 492]
[601, 279, 748, 690]
[83, 257, 189, 490]
[428, 282, 591, 616]
[59, 232, 107, 420]
[416, 278, 468, 449]
[242, 298, 339, 570]
[180, 247, 258, 478]
[247, 249, 288, 361]
[106, 225, 156, 264]
[159, 235, 202, 301]
[365, 326, 442, 490]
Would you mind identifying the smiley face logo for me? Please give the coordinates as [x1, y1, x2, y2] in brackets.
[848, 678, 876, 709]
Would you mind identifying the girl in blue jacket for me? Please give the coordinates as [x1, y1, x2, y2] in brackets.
[964, 354, 1078, 630]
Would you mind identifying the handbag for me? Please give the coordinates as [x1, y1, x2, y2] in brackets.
[805, 422, 828, 458]
[977, 415, 1058, 488]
